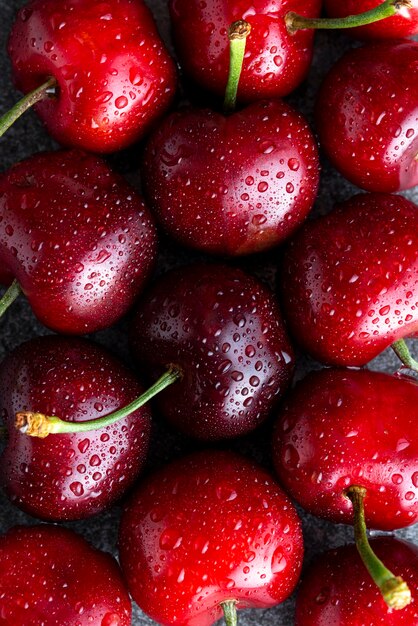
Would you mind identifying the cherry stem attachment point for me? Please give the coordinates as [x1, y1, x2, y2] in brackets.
[223, 20, 251, 113]
[392, 339, 418, 373]
[0, 77, 57, 139]
[346, 485, 412, 610]
[0, 280, 22, 318]
[286, 0, 412, 35]
[15, 366, 182, 439]
[222, 600, 238, 626]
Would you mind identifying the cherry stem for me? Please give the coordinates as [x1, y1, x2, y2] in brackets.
[286, 0, 412, 35]
[15, 366, 182, 439]
[0, 280, 22, 318]
[221, 601, 238, 626]
[346, 486, 412, 610]
[223, 20, 251, 113]
[0, 77, 57, 139]
[392, 339, 418, 373]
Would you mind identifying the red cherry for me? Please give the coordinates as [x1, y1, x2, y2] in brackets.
[279, 193, 418, 367]
[296, 538, 418, 625]
[0, 525, 131, 625]
[0, 335, 151, 521]
[169, 0, 321, 101]
[272, 368, 418, 530]
[324, 0, 418, 39]
[6, 0, 176, 153]
[119, 450, 303, 626]
[131, 264, 294, 440]
[142, 99, 319, 255]
[316, 41, 418, 192]
[0, 150, 157, 334]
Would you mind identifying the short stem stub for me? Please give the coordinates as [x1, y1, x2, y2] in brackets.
[0, 77, 57, 139]
[0, 279, 22, 318]
[286, 0, 412, 35]
[346, 485, 412, 610]
[222, 600, 238, 626]
[15, 366, 182, 439]
[223, 20, 251, 113]
[392, 339, 418, 373]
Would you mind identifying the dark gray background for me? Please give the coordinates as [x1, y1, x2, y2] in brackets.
[0, 1, 417, 624]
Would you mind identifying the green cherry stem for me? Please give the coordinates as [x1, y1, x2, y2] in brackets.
[15, 366, 182, 439]
[392, 338, 418, 373]
[222, 601, 238, 626]
[0, 280, 22, 318]
[223, 20, 251, 113]
[0, 77, 57, 139]
[286, 0, 412, 35]
[346, 486, 412, 610]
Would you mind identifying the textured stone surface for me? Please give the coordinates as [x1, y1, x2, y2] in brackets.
[0, 1, 417, 625]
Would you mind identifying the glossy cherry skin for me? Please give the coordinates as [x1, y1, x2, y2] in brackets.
[296, 538, 418, 625]
[0, 150, 157, 334]
[169, 0, 321, 101]
[142, 100, 319, 255]
[131, 264, 294, 440]
[0, 525, 131, 625]
[119, 450, 303, 626]
[0, 336, 151, 521]
[272, 368, 418, 531]
[316, 41, 418, 192]
[324, 0, 418, 40]
[8, 0, 176, 153]
[279, 194, 418, 367]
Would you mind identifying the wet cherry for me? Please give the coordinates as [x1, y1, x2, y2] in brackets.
[0, 149, 157, 334]
[316, 40, 418, 192]
[279, 193, 418, 367]
[272, 368, 418, 530]
[0, 525, 131, 625]
[6, 0, 176, 152]
[296, 538, 418, 625]
[119, 450, 303, 626]
[0, 335, 152, 521]
[324, 0, 418, 39]
[142, 99, 319, 256]
[169, 0, 321, 101]
[131, 263, 294, 440]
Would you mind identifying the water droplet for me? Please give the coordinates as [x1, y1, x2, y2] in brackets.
[78, 438, 90, 453]
[70, 482, 84, 497]
[115, 96, 128, 109]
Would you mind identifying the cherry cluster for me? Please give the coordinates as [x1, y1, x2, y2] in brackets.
[0, 1, 418, 625]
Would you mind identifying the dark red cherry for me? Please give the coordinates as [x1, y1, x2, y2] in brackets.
[0, 335, 151, 521]
[0, 525, 131, 625]
[296, 538, 418, 625]
[142, 99, 319, 255]
[130, 264, 294, 440]
[324, 0, 418, 39]
[119, 450, 303, 626]
[272, 368, 418, 530]
[0, 150, 157, 334]
[279, 193, 418, 367]
[7, 0, 176, 152]
[169, 0, 321, 101]
[316, 40, 418, 192]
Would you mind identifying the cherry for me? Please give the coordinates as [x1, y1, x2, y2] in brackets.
[119, 450, 303, 626]
[5, 0, 176, 153]
[169, 0, 321, 101]
[130, 263, 294, 440]
[272, 368, 418, 531]
[296, 538, 418, 625]
[323, 0, 418, 39]
[279, 193, 418, 368]
[142, 100, 319, 255]
[0, 335, 152, 521]
[0, 149, 157, 334]
[0, 524, 131, 625]
[316, 40, 418, 192]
